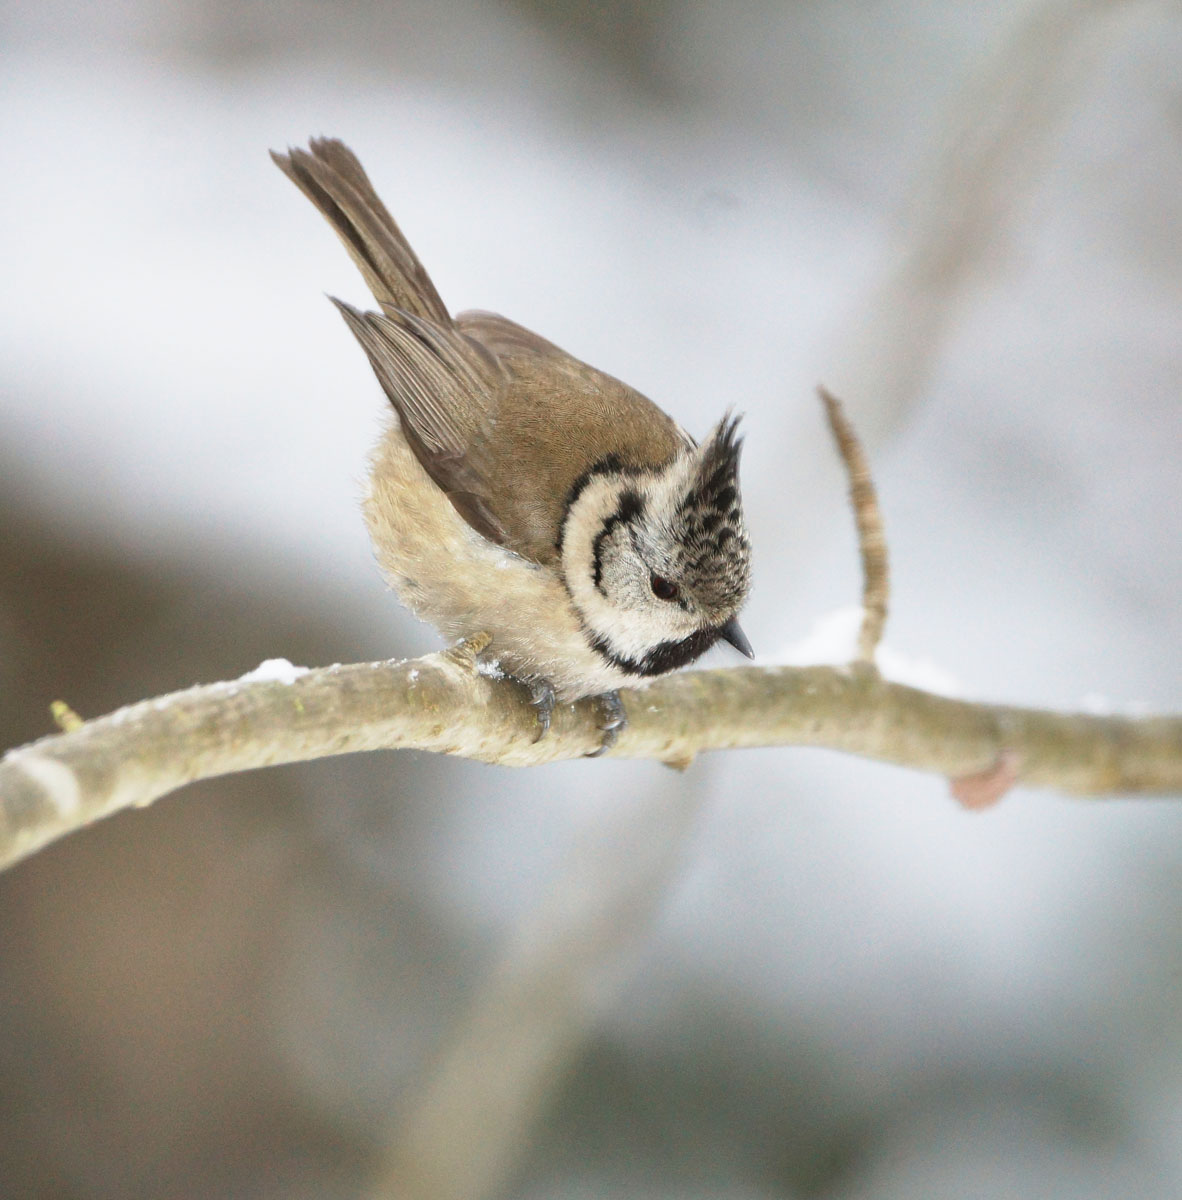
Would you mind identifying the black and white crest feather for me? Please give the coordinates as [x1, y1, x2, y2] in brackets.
[670, 415, 751, 612]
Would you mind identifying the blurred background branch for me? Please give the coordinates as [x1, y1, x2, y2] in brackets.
[816, 0, 1143, 447]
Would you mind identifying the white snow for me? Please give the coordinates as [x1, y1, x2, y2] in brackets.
[777, 604, 864, 664]
[778, 605, 962, 695]
[238, 658, 309, 686]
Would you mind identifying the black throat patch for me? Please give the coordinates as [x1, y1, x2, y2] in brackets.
[588, 625, 722, 677]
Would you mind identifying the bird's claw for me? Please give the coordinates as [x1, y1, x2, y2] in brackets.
[585, 690, 627, 758]
[526, 679, 557, 743]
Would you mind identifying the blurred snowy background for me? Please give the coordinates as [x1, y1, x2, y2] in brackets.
[2, 1, 1181, 1196]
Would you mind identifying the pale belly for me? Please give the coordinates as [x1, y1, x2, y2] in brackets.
[363, 423, 643, 701]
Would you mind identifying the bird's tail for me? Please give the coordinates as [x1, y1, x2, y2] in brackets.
[271, 137, 451, 326]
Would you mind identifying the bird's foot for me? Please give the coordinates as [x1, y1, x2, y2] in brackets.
[526, 679, 557, 743]
[443, 632, 492, 669]
[585, 689, 628, 758]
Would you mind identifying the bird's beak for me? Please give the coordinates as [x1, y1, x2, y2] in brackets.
[719, 617, 754, 659]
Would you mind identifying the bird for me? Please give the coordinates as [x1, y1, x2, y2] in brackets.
[272, 137, 753, 752]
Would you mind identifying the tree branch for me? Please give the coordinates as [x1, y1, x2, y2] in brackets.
[819, 387, 890, 664]
[2, 649, 1180, 873]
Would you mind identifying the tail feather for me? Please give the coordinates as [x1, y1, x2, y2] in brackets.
[271, 137, 450, 326]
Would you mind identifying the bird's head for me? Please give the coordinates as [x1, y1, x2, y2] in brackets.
[560, 416, 753, 677]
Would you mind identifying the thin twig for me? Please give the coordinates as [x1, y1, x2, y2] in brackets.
[819, 387, 890, 663]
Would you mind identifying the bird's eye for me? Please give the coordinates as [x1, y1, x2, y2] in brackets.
[650, 574, 679, 601]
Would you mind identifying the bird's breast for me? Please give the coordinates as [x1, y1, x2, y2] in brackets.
[364, 420, 646, 700]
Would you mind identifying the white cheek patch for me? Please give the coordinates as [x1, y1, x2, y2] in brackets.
[561, 470, 701, 660]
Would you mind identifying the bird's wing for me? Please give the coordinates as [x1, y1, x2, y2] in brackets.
[332, 299, 510, 546]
